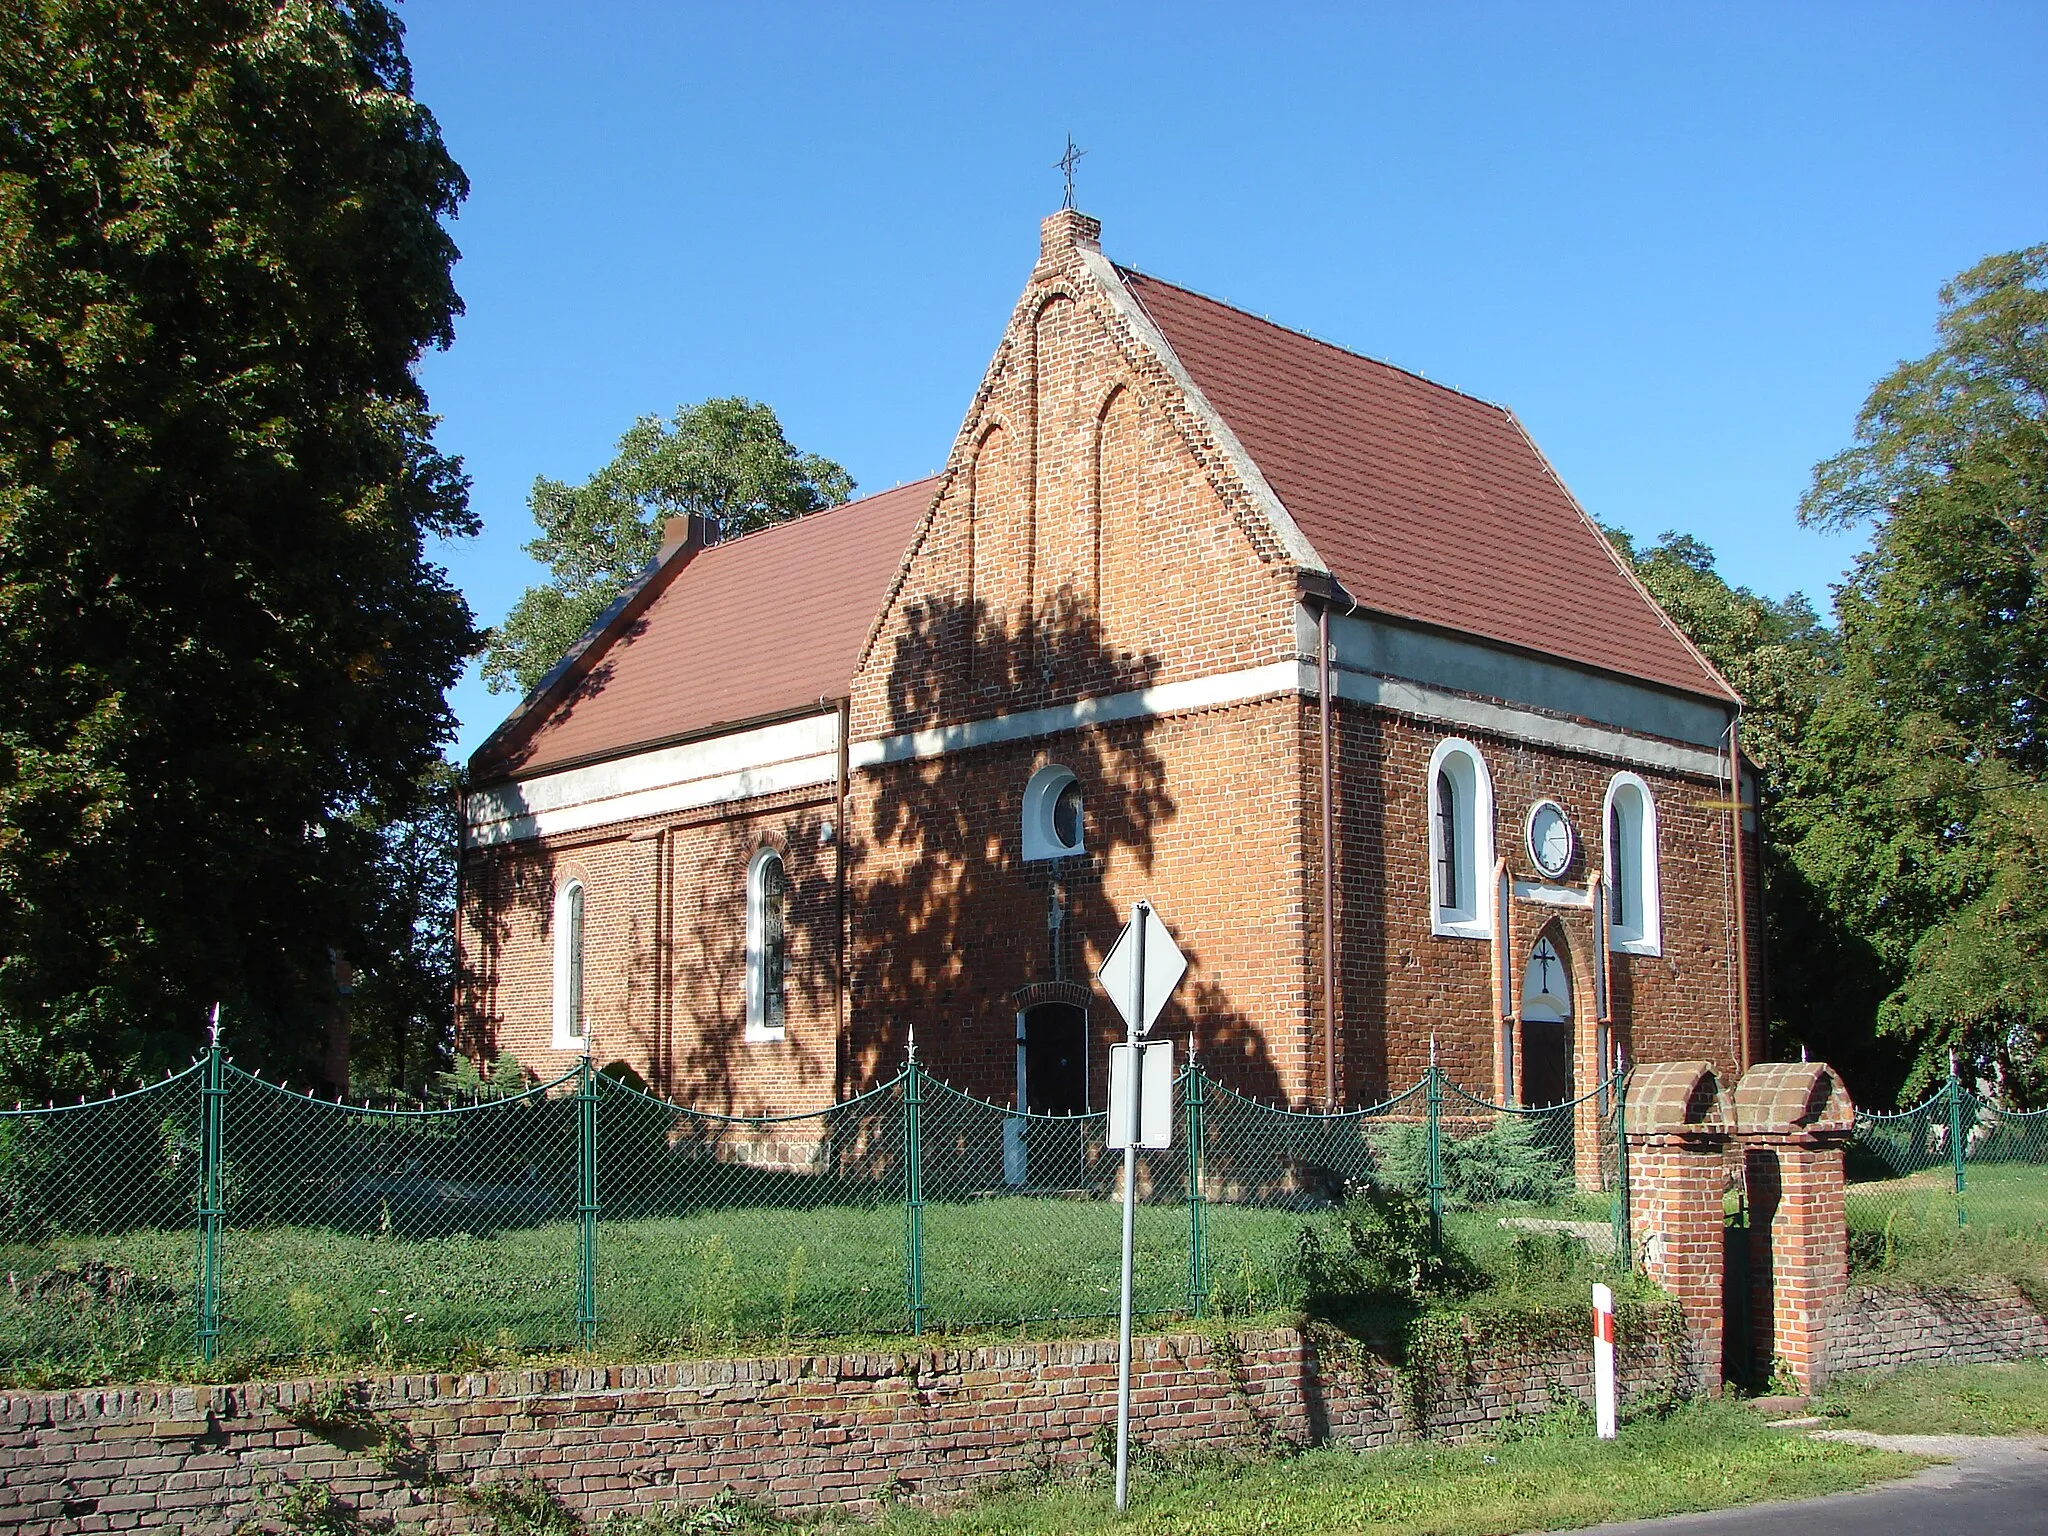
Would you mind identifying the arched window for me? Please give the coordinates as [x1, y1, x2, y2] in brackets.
[746, 848, 788, 1039]
[1022, 765, 1085, 861]
[1603, 773, 1662, 956]
[1427, 739, 1495, 938]
[552, 880, 587, 1049]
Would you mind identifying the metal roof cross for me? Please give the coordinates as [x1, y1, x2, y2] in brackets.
[1055, 135, 1087, 210]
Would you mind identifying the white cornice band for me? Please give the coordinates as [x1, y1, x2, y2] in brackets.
[464, 713, 841, 848]
[467, 659, 1729, 847]
[846, 661, 1304, 771]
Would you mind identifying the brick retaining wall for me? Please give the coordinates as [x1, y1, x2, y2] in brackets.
[1824, 1278, 2048, 1377]
[1, 1319, 1696, 1535]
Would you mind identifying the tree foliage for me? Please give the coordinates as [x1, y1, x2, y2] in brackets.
[1785, 244, 2048, 1101]
[346, 760, 461, 1099]
[0, 1, 475, 1098]
[1602, 528, 1906, 1095]
[482, 398, 853, 695]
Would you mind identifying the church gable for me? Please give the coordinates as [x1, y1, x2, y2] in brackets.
[849, 213, 1306, 743]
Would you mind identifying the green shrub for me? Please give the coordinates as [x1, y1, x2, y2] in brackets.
[1369, 1114, 1570, 1209]
[1294, 1186, 1480, 1314]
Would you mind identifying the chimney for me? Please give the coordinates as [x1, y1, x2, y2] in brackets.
[659, 512, 721, 559]
[1040, 208, 1102, 260]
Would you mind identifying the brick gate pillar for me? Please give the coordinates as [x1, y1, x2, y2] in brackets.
[1734, 1062, 1855, 1393]
[1624, 1061, 1732, 1382]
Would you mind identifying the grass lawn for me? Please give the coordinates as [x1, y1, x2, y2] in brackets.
[547, 1400, 1918, 1536]
[3, 1188, 1632, 1384]
[1812, 1359, 2048, 1436]
[1842, 1162, 2048, 1291]
[1845, 1161, 2048, 1248]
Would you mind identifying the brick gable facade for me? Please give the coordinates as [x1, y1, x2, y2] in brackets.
[457, 210, 1762, 1121]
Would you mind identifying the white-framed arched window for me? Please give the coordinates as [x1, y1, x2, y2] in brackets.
[745, 847, 788, 1039]
[1427, 739, 1495, 939]
[551, 880, 587, 1050]
[1022, 764, 1085, 862]
[1603, 772, 1662, 956]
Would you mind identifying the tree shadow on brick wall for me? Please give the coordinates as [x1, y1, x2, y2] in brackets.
[849, 587, 1287, 1106]
[454, 847, 553, 1071]
[660, 807, 838, 1115]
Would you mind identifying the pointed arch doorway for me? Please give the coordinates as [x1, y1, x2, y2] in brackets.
[1520, 927, 1576, 1108]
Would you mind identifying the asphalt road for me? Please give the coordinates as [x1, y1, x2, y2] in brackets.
[1575, 1434, 2048, 1536]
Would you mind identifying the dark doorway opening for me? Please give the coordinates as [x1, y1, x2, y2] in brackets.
[1518, 927, 1575, 1108]
[1521, 1020, 1573, 1107]
[1023, 1002, 1088, 1114]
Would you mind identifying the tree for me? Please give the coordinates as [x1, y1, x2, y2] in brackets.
[0, 2, 475, 1099]
[346, 760, 461, 1100]
[482, 398, 854, 695]
[1789, 243, 2048, 1100]
[1606, 528, 1831, 776]
[1604, 528, 1906, 1095]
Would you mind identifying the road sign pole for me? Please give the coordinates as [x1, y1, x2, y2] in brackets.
[1114, 901, 1146, 1513]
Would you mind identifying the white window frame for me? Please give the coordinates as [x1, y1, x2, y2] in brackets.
[1602, 772, 1662, 957]
[1427, 738, 1495, 939]
[1021, 764, 1085, 861]
[551, 880, 587, 1050]
[745, 847, 788, 1041]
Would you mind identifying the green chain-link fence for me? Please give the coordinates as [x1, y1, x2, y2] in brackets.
[3, 1050, 1632, 1380]
[1847, 1066, 2048, 1273]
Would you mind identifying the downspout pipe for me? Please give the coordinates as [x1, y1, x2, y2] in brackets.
[834, 695, 851, 1097]
[1319, 603, 1338, 1107]
[1729, 714, 1753, 1076]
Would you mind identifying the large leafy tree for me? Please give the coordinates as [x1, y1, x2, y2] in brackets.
[0, 2, 476, 1097]
[483, 398, 853, 695]
[1604, 529, 1905, 1095]
[1787, 243, 2048, 1100]
[346, 759, 461, 1100]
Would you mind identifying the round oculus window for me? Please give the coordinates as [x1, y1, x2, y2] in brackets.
[1526, 800, 1574, 879]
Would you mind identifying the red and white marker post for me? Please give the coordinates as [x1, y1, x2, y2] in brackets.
[1592, 1281, 1617, 1439]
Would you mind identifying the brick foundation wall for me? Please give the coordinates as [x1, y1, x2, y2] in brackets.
[0, 1320, 1695, 1535]
[1822, 1279, 2048, 1378]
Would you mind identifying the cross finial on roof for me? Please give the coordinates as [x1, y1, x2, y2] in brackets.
[1055, 134, 1087, 210]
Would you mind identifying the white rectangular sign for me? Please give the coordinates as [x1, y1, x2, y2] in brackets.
[1107, 1040, 1174, 1149]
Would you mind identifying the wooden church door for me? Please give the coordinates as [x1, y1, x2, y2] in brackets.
[1021, 1002, 1089, 1115]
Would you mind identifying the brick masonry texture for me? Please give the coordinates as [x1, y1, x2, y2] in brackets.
[1629, 1131, 1731, 1377]
[1334, 704, 1751, 1105]
[456, 209, 1762, 1120]
[1745, 1134, 1851, 1389]
[0, 1321, 1698, 1535]
[1822, 1279, 2048, 1376]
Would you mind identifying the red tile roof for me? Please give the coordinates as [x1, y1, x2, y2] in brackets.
[1118, 270, 1735, 704]
[473, 478, 934, 781]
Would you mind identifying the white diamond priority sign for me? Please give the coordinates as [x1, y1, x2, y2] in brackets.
[1099, 902, 1186, 1038]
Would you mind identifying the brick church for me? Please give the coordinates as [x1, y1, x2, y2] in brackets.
[457, 210, 1763, 1119]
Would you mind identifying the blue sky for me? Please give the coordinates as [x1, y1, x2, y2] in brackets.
[401, 2, 2048, 761]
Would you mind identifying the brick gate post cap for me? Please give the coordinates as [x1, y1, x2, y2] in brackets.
[1624, 1060, 1730, 1134]
[1732, 1061, 1854, 1135]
